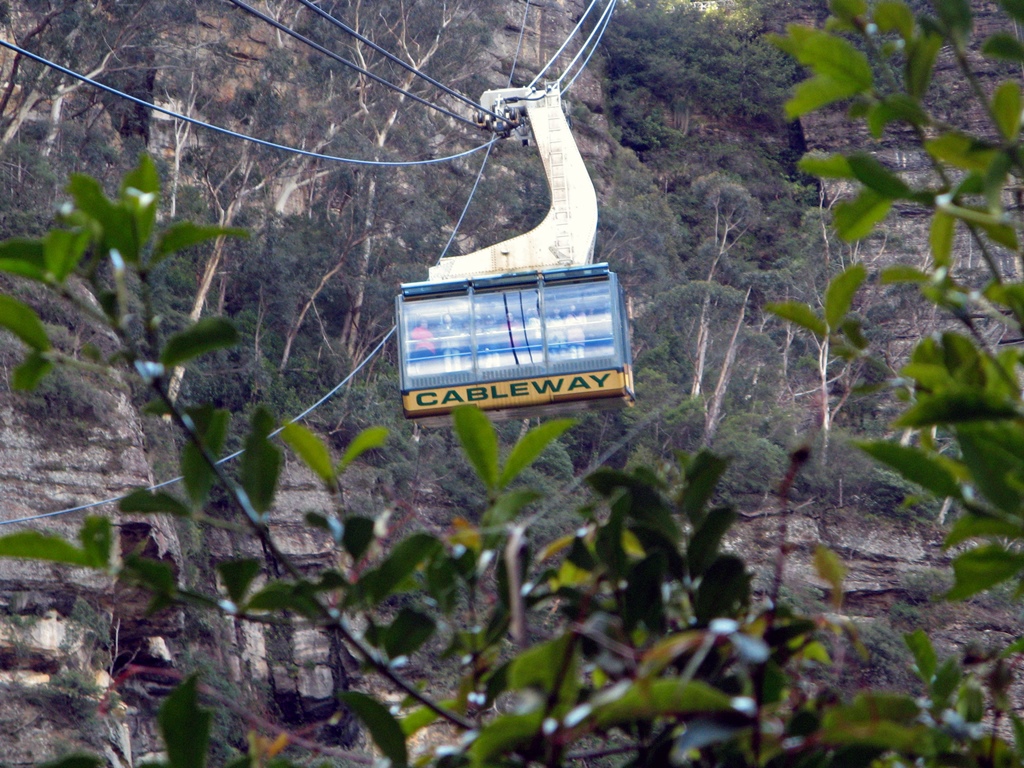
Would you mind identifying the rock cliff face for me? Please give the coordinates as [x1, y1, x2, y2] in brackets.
[0, 6, 609, 764]
[0, 0, 1019, 764]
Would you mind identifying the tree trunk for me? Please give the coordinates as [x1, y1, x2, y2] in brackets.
[691, 292, 712, 398]
[704, 288, 749, 445]
[340, 174, 377, 358]
[816, 333, 831, 461]
[166, 230, 233, 403]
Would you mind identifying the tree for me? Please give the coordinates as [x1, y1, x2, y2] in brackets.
[0, 131, 1011, 766]
[11, 0, 1024, 764]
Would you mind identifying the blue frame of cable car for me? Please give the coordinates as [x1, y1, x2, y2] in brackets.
[396, 263, 635, 422]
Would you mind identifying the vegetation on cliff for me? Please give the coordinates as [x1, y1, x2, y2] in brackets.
[5, 0, 1024, 765]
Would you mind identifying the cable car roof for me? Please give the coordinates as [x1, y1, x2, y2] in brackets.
[401, 263, 611, 299]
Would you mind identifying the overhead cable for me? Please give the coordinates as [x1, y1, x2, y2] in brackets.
[528, 0, 603, 87]
[560, 0, 617, 92]
[436, 0, 533, 265]
[0, 39, 497, 167]
[508, 0, 533, 81]
[225, 0, 478, 128]
[291, 0, 503, 123]
[0, 327, 396, 528]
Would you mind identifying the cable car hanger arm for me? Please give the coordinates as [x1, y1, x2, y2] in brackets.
[429, 82, 598, 281]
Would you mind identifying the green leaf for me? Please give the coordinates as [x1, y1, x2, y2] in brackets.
[946, 513, 1024, 547]
[181, 444, 214, 508]
[993, 81, 1022, 140]
[0, 238, 47, 281]
[977, 218, 1019, 250]
[880, 265, 928, 283]
[381, 608, 436, 658]
[122, 189, 157, 256]
[0, 295, 50, 351]
[932, 657, 962, 706]
[122, 154, 160, 196]
[281, 423, 335, 484]
[934, 0, 973, 41]
[509, 635, 579, 710]
[240, 407, 281, 514]
[67, 173, 139, 264]
[1000, 0, 1024, 22]
[217, 559, 262, 604]
[904, 629, 937, 683]
[925, 133, 995, 172]
[12, 351, 53, 391]
[956, 423, 1024, 514]
[338, 426, 388, 472]
[159, 676, 211, 768]
[342, 516, 376, 561]
[470, 711, 543, 765]
[874, 0, 914, 38]
[830, 0, 867, 22]
[839, 317, 869, 351]
[867, 95, 929, 137]
[786, 76, 862, 119]
[856, 441, 961, 499]
[338, 692, 407, 767]
[123, 555, 178, 612]
[590, 679, 734, 729]
[847, 154, 912, 199]
[161, 318, 238, 368]
[687, 507, 736, 577]
[120, 489, 191, 517]
[894, 391, 1018, 427]
[983, 32, 1024, 61]
[358, 533, 442, 603]
[766, 301, 827, 337]
[153, 223, 246, 266]
[498, 418, 574, 489]
[0, 530, 93, 566]
[681, 450, 730, 525]
[930, 210, 956, 267]
[776, 26, 873, 117]
[984, 150, 1012, 216]
[694, 555, 750, 623]
[79, 517, 112, 568]
[623, 552, 667, 632]
[948, 546, 1024, 600]
[452, 405, 499, 491]
[43, 229, 89, 282]
[833, 189, 892, 240]
[245, 581, 306, 613]
[798, 154, 854, 178]
[824, 263, 866, 330]
[180, 406, 230, 507]
[481, 489, 542, 540]
[400, 705, 439, 737]
[822, 695, 925, 750]
[813, 544, 847, 608]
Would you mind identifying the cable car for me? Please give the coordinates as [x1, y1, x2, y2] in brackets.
[397, 83, 635, 422]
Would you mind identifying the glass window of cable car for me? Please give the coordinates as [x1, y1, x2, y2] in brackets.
[473, 288, 542, 371]
[402, 297, 471, 377]
[544, 281, 615, 364]
[398, 265, 634, 421]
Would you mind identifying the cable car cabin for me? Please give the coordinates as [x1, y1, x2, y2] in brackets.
[397, 264, 634, 423]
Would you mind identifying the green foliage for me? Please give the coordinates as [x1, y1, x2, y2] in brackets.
[771, 0, 1024, 606]
[7, 1, 1024, 758]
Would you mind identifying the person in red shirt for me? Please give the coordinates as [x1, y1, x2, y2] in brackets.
[411, 319, 436, 357]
